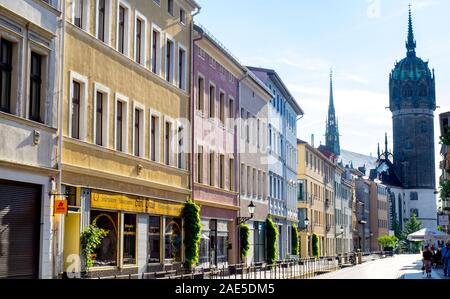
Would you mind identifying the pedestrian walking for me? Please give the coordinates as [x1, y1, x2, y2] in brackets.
[422, 246, 433, 278]
[442, 243, 450, 277]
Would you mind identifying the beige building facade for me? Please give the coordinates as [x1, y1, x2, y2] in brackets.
[60, 0, 200, 277]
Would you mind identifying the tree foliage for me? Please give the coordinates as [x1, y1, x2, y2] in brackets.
[312, 233, 320, 257]
[439, 181, 450, 201]
[399, 213, 423, 253]
[266, 217, 278, 264]
[291, 224, 299, 256]
[183, 199, 202, 269]
[80, 223, 108, 270]
[240, 224, 250, 260]
[378, 236, 399, 249]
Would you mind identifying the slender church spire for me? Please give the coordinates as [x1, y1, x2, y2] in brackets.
[385, 133, 389, 156]
[325, 69, 340, 156]
[406, 4, 417, 57]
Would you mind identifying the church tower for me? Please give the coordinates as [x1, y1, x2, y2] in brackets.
[325, 70, 340, 156]
[389, 7, 436, 189]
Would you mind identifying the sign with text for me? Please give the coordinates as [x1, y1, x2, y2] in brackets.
[439, 215, 449, 226]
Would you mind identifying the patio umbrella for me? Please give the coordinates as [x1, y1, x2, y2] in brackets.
[407, 228, 448, 242]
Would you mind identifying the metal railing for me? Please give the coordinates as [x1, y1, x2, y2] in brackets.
[92, 252, 390, 280]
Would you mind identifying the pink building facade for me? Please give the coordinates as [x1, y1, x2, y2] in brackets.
[192, 25, 243, 267]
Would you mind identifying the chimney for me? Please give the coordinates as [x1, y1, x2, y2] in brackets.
[311, 134, 315, 147]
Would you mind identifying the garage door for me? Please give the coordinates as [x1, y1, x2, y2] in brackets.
[0, 180, 41, 279]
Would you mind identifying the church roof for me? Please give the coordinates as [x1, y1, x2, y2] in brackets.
[372, 158, 404, 188]
[391, 6, 433, 81]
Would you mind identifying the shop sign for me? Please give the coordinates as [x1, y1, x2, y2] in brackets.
[147, 199, 184, 217]
[439, 215, 449, 226]
[54, 198, 68, 215]
[91, 192, 146, 213]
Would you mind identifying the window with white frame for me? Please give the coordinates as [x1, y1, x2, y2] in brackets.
[93, 83, 110, 147]
[0, 38, 15, 115]
[96, 0, 111, 44]
[177, 126, 185, 169]
[135, 12, 147, 66]
[150, 112, 160, 162]
[228, 97, 234, 129]
[73, 0, 89, 31]
[165, 36, 175, 83]
[69, 71, 88, 141]
[29, 51, 46, 124]
[178, 45, 186, 90]
[219, 91, 225, 125]
[219, 154, 225, 189]
[197, 75, 204, 113]
[229, 157, 235, 191]
[209, 83, 215, 118]
[179, 8, 186, 25]
[115, 94, 128, 153]
[133, 102, 145, 158]
[167, 0, 174, 16]
[151, 25, 162, 75]
[117, 1, 131, 56]
[241, 164, 246, 195]
[164, 119, 173, 165]
[209, 151, 215, 187]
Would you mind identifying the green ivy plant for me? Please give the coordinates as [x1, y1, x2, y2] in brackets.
[291, 224, 299, 256]
[183, 199, 201, 269]
[440, 181, 450, 201]
[266, 217, 278, 264]
[240, 224, 250, 260]
[312, 233, 320, 257]
[80, 223, 108, 271]
[440, 126, 450, 145]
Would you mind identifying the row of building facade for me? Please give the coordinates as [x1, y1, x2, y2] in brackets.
[0, 0, 440, 279]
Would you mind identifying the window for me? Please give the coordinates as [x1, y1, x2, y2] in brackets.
[165, 121, 172, 165]
[246, 112, 250, 142]
[95, 92, 103, 145]
[71, 81, 81, 139]
[177, 126, 185, 169]
[219, 91, 225, 125]
[91, 210, 118, 267]
[179, 8, 186, 25]
[228, 98, 234, 129]
[197, 76, 204, 112]
[241, 164, 245, 195]
[151, 26, 161, 74]
[135, 19, 143, 64]
[96, 0, 107, 42]
[73, 0, 84, 28]
[0, 39, 12, 113]
[197, 145, 203, 183]
[150, 114, 160, 162]
[209, 152, 215, 186]
[209, 84, 215, 118]
[115, 95, 128, 152]
[117, 3, 130, 56]
[247, 166, 251, 196]
[178, 47, 186, 90]
[165, 38, 174, 83]
[93, 83, 109, 147]
[29, 52, 42, 123]
[133, 106, 145, 157]
[410, 192, 418, 201]
[219, 154, 225, 189]
[164, 217, 182, 262]
[229, 158, 235, 191]
[148, 216, 161, 263]
[123, 214, 137, 265]
[167, 0, 174, 16]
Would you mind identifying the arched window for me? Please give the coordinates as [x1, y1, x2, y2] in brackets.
[418, 83, 428, 97]
[402, 84, 413, 98]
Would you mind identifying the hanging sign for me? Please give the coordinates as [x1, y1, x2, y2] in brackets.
[54, 199, 68, 215]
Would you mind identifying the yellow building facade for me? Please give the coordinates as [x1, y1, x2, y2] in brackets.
[61, 0, 200, 277]
[297, 140, 333, 258]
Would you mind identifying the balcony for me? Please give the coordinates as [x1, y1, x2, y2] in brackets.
[325, 199, 330, 209]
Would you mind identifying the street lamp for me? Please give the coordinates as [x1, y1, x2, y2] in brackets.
[237, 201, 256, 225]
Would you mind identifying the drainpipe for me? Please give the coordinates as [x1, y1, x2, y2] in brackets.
[190, 12, 202, 202]
[236, 70, 249, 264]
[55, 0, 66, 278]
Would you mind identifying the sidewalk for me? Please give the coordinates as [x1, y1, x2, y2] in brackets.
[399, 257, 450, 279]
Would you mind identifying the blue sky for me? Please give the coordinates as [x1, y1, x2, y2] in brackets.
[195, 0, 450, 179]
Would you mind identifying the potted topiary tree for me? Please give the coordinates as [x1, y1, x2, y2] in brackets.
[240, 224, 250, 264]
[291, 224, 299, 257]
[312, 233, 320, 257]
[183, 199, 201, 272]
[266, 217, 278, 266]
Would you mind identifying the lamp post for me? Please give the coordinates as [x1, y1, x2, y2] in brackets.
[237, 201, 256, 225]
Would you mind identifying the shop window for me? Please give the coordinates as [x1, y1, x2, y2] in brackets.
[91, 210, 118, 267]
[148, 216, 161, 263]
[123, 214, 137, 265]
[164, 217, 182, 262]
[216, 221, 229, 264]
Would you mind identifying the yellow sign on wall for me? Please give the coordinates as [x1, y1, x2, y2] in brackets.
[90, 191, 183, 217]
[91, 192, 146, 213]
